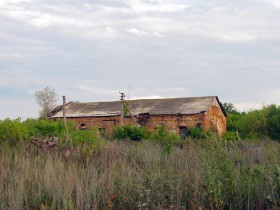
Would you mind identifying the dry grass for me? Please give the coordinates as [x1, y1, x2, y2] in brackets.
[0, 139, 280, 209]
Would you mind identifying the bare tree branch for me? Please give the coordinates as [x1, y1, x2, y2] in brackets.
[35, 87, 58, 118]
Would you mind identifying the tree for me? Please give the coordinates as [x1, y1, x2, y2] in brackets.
[237, 109, 267, 139]
[223, 103, 245, 132]
[35, 87, 58, 118]
[264, 104, 280, 141]
[223, 103, 239, 115]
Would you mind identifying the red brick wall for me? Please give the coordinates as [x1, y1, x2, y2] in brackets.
[66, 116, 119, 136]
[63, 113, 205, 136]
[58, 103, 226, 136]
[204, 104, 227, 136]
[132, 113, 205, 134]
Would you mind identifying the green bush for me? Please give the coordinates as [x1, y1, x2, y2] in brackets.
[0, 118, 29, 144]
[189, 128, 207, 139]
[113, 125, 151, 141]
[23, 118, 66, 138]
[222, 131, 238, 141]
[69, 127, 99, 147]
[152, 126, 182, 144]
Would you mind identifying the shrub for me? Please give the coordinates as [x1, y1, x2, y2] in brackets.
[189, 128, 207, 139]
[23, 118, 66, 138]
[222, 131, 238, 141]
[0, 118, 29, 144]
[113, 125, 151, 141]
[152, 126, 182, 144]
[69, 127, 99, 147]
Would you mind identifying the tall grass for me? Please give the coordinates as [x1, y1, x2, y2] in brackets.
[1, 138, 280, 209]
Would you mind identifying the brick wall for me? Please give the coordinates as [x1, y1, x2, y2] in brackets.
[59, 101, 226, 136]
[65, 113, 205, 136]
[204, 103, 227, 136]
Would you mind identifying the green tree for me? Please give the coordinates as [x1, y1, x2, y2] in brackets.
[265, 104, 280, 141]
[223, 103, 245, 132]
[237, 109, 267, 139]
[35, 87, 58, 118]
[223, 103, 240, 115]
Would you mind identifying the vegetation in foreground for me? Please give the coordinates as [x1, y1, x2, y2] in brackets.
[0, 123, 280, 209]
[1, 102, 280, 209]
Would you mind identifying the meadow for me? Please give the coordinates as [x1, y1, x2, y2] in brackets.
[0, 119, 280, 210]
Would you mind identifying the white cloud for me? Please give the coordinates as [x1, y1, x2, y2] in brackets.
[125, 27, 163, 37]
[211, 32, 256, 43]
[123, 0, 189, 13]
[235, 103, 264, 112]
[0, 0, 280, 119]
[2, 9, 92, 29]
[0, 0, 30, 6]
[264, 0, 280, 8]
[125, 28, 148, 36]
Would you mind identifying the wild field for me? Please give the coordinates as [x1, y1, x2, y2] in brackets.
[1, 136, 280, 210]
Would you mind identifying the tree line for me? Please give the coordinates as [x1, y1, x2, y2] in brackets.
[223, 103, 280, 141]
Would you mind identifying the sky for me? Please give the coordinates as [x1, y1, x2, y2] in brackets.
[0, 0, 280, 119]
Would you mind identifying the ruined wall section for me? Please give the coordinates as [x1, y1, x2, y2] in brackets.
[203, 99, 227, 136]
[66, 116, 120, 136]
[64, 113, 206, 136]
[132, 113, 205, 134]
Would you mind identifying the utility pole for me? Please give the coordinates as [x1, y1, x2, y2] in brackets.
[119, 92, 125, 126]
[62, 96, 67, 126]
[62, 96, 68, 141]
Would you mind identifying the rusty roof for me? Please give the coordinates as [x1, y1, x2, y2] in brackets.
[51, 96, 225, 118]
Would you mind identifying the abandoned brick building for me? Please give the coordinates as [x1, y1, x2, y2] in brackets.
[51, 96, 227, 136]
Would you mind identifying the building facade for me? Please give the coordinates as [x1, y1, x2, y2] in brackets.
[51, 96, 227, 136]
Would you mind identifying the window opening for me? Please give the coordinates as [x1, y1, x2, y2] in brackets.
[179, 126, 188, 137]
[80, 123, 87, 130]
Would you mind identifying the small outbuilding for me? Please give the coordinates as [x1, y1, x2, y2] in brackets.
[51, 96, 227, 136]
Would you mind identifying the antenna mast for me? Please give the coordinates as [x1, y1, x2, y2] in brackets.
[119, 92, 125, 126]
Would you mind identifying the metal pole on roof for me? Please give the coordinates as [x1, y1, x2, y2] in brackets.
[62, 96, 69, 141]
[62, 96, 67, 126]
[119, 92, 125, 126]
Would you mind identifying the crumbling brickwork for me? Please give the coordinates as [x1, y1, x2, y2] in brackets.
[52, 96, 227, 136]
[65, 103, 226, 136]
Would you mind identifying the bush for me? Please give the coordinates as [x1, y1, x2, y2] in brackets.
[222, 131, 238, 141]
[113, 125, 151, 141]
[69, 127, 99, 147]
[189, 128, 207, 139]
[152, 126, 182, 144]
[23, 118, 66, 138]
[0, 118, 29, 144]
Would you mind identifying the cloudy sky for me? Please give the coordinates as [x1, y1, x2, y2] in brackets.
[0, 0, 280, 119]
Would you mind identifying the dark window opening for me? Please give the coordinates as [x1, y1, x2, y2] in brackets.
[179, 126, 188, 137]
[80, 123, 87, 130]
[139, 112, 150, 116]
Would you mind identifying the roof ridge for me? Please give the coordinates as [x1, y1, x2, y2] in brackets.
[71, 96, 217, 104]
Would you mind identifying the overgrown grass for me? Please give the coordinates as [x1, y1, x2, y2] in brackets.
[1, 137, 280, 209]
[1, 120, 280, 209]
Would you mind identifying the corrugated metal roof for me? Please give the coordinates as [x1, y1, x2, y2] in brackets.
[51, 96, 222, 118]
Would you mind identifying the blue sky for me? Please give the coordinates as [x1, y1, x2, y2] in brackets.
[1, 0, 280, 119]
